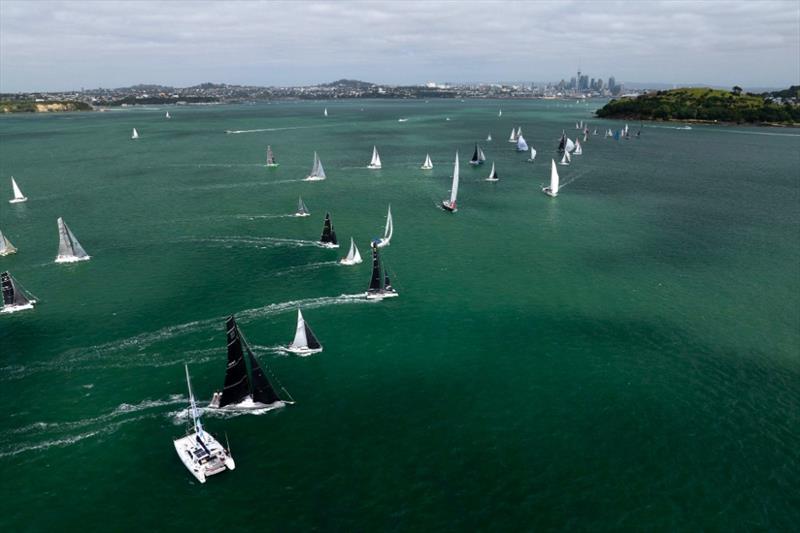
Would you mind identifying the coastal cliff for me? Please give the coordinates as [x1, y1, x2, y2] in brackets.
[1, 100, 92, 113]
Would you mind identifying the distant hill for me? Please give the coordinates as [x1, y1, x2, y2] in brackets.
[596, 87, 800, 125]
[320, 79, 376, 89]
[1, 100, 91, 113]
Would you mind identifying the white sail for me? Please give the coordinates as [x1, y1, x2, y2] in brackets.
[498, 109, 502, 117]
[575, 122, 580, 129]
[565, 138, 576, 153]
[516, 135, 528, 152]
[290, 310, 309, 350]
[55, 217, 90, 263]
[131, 128, 139, 139]
[550, 159, 560, 194]
[529, 147, 537, 161]
[165, 111, 171, 119]
[324, 108, 328, 117]
[340, 237, 362, 265]
[508, 128, 516, 142]
[368, 146, 382, 169]
[486, 162, 497, 181]
[376, 205, 393, 247]
[421, 154, 433, 170]
[296, 196, 310, 217]
[574, 140, 583, 155]
[449, 153, 459, 205]
[306, 152, 326, 180]
[516, 126, 522, 137]
[486, 133, 492, 141]
[478, 147, 486, 161]
[0, 229, 17, 256]
[559, 150, 570, 165]
[9, 177, 26, 203]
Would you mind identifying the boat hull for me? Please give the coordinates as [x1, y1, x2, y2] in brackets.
[367, 165, 381, 170]
[266, 163, 280, 168]
[485, 178, 499, 182]
[295, 213, 311, 217]
[173, 432, 235, 484]
[208, 395, 288, 412]
[318, 242, 339, 249]
[285, 346, 324, 357]
[468, 161, 484, 166]
[1, 301, 36, 314]
[55, 255, 91, 264]
[339, 258, 363, 266]
[542, 187, 558, 197]
[0, 250, 17, 256]
[441, 201, 457, 213]
[304, 176, 325, 182]
[9, 198, 27, 204]
[420, 165, 433, 170]
[365, 290, 399, 300]
[375, 238, 390, 248]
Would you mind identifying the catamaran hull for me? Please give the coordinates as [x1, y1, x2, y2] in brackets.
[55, 255, 91, 264]
[173, 435, 235, 484]
[542, 187, 558, 197]
[1, 301, 36, 314]
[9, 198, 27, 204]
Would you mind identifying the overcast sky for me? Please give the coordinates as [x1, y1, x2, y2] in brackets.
[1, 0, 798, 91]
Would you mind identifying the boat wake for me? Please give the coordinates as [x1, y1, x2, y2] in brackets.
[178, 179, 305, 191]
[180, 235, 321, 249]
[556, 168, 591, 190]
[225, 124, 340, 134]
[273, 260, 339, 277]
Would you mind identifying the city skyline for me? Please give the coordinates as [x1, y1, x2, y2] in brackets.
[1, 0, 798, 92]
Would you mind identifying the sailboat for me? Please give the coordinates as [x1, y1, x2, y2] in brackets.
[305, 151, 326, 181]
[365, 243, 398, 300]
[1, 271, 36, 313]
[485, 162, 499, 182]
[285, 309, 323, 356]
[565, 138, 576, 153]
[174, 364, 235, 483]
[9, 177, 27, 203]
[469, 144, 486, 165]
[295, 196, 310, 217]
[208, 317, 294, 411]
[421, 154, 433, 170]
[324, 108, 328, 117]
[441, 152, 459, 213]
[508, 128, 517, 142]
[319, 212, 339, 248]
[367, 146, 382, 169]
[375, 205, 393, 248]
[340, 237, 363, 265]
[528, 147, 537, 162]
[575, 122, 580, 129]
[55, 217, 90, 263]
[559, 149, 571, 166]
[165, 111, 171, 119]
[0, 229, 17, 256]
[486, 133, 492, 142]
[131, 128, 139, 140]
[516, 134, 528, 152]
[593, 128, 598, 135]
[498, 109, 502, 117]
[574, 140, 583, 155]
[557, 132, 567, 153]
[542, 159, 560, 197]
[266, 145, 279, 167]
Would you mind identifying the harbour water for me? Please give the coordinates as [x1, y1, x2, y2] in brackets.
[1, 100, 798, 530]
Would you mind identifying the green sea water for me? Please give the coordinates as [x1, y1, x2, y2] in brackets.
[0, 100, 798, 531]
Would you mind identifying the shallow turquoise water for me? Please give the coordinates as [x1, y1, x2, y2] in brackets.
[1, 100, 798, 531]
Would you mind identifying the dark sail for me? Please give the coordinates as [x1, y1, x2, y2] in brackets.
[320, 213, 334, 243]
[245, 347, 282, 405]
[1, 271, 29, 307]
[219, 316, 251, 407]
[384, 273, 392, 291]
[304, 323, 322, 350]
[558, 133, 566, 152]
[368, 244, 382, 292]
[471, 144, 479, 162]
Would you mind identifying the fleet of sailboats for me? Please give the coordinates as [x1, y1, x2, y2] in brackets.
[0, 229, 16, 256]
[340, 237, 363, 265]
[367, 146, 382, 169]
[375, 205, 393, 248]
[209, 316, 294, 411]
[543, 159, 560, 197]
[266, 145, 279, 167]
[441, 152, 459, 213]
[286, 309, 324, 356]
[295, 196, 310, 217]
[55, 217, 90, 263]
[365, 243, 398, 300]
[9, 177, 27, 203]
[174, 364, 235, 483]
[1, 271, 36, 313]
[305, 151, 326, 181]
[319, 212, 339, 248]
[421, 153, 433, 170]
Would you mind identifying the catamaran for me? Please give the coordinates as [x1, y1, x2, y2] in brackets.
[9, 177, 26, 203]
[375, 205, 393, 248]
[305, 152, 326, 181]
[574, 140, 583, 155]
[1, 271, 36, 313]
[367, 146, 382, 169]
[421, 154, 433, 170]
[285, 309, 323, 356]
[559, 149, 571, 166]
[174, 364, 235, 483]
[528, 147, 537, 162]
[508, 128, 517, 142]
[340, 237, 363, 265]
[319, 212, 339, 248]
[542, 159, 560, 197]
[516, 134, 528, 152]
[469, 144, 486, 165]
[266, 145, 279, 167]
[0, 229, 16, 256]
[131, 128, 139, 140]
[55, 217, 90, 263]
[295, 196, 310, 217]
[208, 317, 294, 411]
[485, 162, 499, 182]
[441, 152, 459, 213]
[365, 243, 398, 300]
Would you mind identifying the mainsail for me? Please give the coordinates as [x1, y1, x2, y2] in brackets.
[421, 154, 433, 169]
[0, 229, 17, 256]
[574, 140, 583, 155]
[516, 135, 528, 152]
[565, 138, 576, 153]
[320, 212, 338, 246]
[559, 149, 571, 165]
[368, 146, 382, 169]
[529, 147, 537, 161]
[296, 196, 309, 216]
[486, 162, 498, 181]
[289, 310, 322, 352]
[131, 128, 139, 139]
[10, 177, 26, 202]
[441, 152, 459, 211]
[550, 159, 560, 195]
[508, 128, 517, 142]
[377, 205, 393, 247]
[55, 217, 90, 262]
[368, 244, 382, 294]
[218, 317, 282, 407]
[266, 145, 277, 166]
[306, 152, 326, 180]
[1, 271, 32, 309]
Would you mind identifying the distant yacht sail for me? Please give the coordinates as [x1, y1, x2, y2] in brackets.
[319, 212, 339, 248]
[441, 152, 459, 212]
[1, 271, 36, 313]
[0, 228, 17, 256]
[340, 237, 363, 265]
[469, 144, 486, 165]
[528, 147, 537, 162]
[486, 133, 492, 141]
[376, 205, 393, 248]
[365, 243, 398, 300]
[559, 149, 571, 166]
[557, 131, 567, 153]
[174, 364, 235, 483]
[498, 109, 502, 117]
[565, 138, 576, 153]
[368, 146, 382, 169]
[9, 177, 27, 203]
[165, 111, 171, 119]
[208, 316, 294, 411]
[295, 196, 310, 217]
[542, 159, 560, 197]
[286, 309, 324, 356]
[324, 108, 328, 117]
[485, 162, 499, 182]
[266, 145, 279, 167]
[131, 128, 139, 140]
[305, 151, 326, 181]
[55, 217, 90, 263]
[508, 128, 517, 142]
[421, 153, 433, 170]
[574, 139, 583, 155]
[516, 126, 523, 138]
[516, 134, 528, 152]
